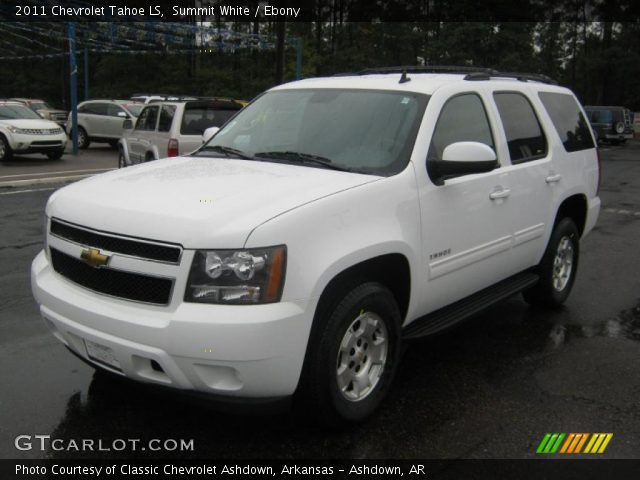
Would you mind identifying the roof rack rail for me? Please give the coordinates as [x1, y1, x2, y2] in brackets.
[333, 66, 557, 85]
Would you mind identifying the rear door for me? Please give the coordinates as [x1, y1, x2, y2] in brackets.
[129, 106, 159, 162]
[489, 90, 553, 271]
[83, 102, 109, 137]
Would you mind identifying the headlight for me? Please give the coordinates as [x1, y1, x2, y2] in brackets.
[185, 246, 286, 305]
[7, 125, 27, 134]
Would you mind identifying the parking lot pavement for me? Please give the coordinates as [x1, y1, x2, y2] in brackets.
[1, 142, 639, 460]
[0, 144, 117, 187]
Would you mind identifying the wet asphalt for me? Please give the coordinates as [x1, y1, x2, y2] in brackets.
[0, 142, 639, 460]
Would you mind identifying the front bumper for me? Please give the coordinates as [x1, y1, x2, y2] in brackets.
[603, 133, 633, 140]
[9, 132, 67, 153]
[31, 250, 313, 399]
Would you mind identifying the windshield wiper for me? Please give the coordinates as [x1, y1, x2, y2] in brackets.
[195, 145, 254, 160]
[254, 151, 354, 172]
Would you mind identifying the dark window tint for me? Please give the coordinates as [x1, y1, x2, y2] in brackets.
[428, 93, 494, 162]
[494, 92, 547, 163]
[180, 103, 241, 135]
[539, 93, 595, 152]
[106, 104, 126, 117]
[134, 106, 159, 131]
[83, 102, 109, 115]
[158, 105, 176, 132]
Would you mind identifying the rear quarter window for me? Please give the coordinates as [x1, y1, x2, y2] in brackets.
[539, 92, 595, 152]
[180, 103, 241, 135]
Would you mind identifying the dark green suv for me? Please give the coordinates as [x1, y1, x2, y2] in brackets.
[585, 106, 633, 145]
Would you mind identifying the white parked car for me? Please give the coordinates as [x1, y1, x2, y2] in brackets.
[32, 68, 600, 424]
[67, 100, 144, 149]
[0, 101, 67, 161]
[118, 99, 244, 167]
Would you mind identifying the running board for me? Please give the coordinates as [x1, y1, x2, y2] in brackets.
[402, 272, 539, 340]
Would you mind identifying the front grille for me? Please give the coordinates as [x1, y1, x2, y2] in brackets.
[50, 219, 182, 264]
[50, 248, 173, 305]
[20, 128, 63, 135]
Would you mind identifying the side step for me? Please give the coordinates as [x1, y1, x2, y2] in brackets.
[402, 271, 539, 340]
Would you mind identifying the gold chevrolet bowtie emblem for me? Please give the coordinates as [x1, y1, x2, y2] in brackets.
[80, 248, 110, 268]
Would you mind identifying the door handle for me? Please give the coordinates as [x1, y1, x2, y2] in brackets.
[489, 188, 511, 200]
[545, 174, 562, 183]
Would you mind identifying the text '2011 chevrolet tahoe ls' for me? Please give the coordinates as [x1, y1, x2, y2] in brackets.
[32, 68, 600, 425]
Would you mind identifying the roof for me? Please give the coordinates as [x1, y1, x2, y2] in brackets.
[274, 71, 569, 96]
[273, 66, 563, 95]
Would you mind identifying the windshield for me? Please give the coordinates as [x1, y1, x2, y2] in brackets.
[123, 104, 143, 117]
[0, 104, 42, 120]
[199, 89, 428, 175]
[29, 102, 51, 111]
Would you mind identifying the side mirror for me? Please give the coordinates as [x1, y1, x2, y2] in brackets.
[117, 111, 128, 118]
[202, 126, 220, 143]
[429, 142, 497, 185]
[123, 119, 133, 130]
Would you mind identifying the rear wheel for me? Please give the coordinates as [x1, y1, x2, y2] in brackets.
[298, 282, 402, 426]
[77, 127, 90, 149]
[523, 218, 580, 308]
[0, 135, 12, 161]
[108, 140, 119, 149]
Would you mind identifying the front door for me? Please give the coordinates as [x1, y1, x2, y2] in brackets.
[417, 91, 515, 314]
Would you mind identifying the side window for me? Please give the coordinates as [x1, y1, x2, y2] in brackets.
[428, 93, 495, 162]
[494, 92, 547, 164]
[538, 92, 595, 152]
[134, 106, 158, 131]
[158, 105, 176, 132]
[106, 104, 126, 117]
[90, 103, 109, 116]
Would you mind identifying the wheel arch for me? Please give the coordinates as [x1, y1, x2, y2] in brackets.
[554, 193, 588, 237]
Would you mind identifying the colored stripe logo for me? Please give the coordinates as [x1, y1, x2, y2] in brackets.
[536, 433, 613, 454]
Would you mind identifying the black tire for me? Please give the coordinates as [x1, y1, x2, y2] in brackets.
[523, 218, 580, 308]
[77, 127, 90, 149]
[298, 282, 402, 426]
[118, 148, 126, 168]
[0, 134, 12, 161]
[144, 152, 155, 162]
[47, 149, 64, 160]
[108, 140, 119, 149]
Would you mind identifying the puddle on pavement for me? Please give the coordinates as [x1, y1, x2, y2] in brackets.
[546, 301, 640, 348]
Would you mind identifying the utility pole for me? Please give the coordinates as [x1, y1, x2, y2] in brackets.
[68, 22, 78, 155]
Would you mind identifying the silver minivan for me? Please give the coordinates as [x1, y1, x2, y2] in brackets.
[118, 99, 244, 167]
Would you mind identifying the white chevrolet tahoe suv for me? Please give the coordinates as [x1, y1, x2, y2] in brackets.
[31, 68, 600, 424]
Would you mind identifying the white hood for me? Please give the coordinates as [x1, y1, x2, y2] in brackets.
[0, 118, 62, 130]
[47, 156, 380, 248]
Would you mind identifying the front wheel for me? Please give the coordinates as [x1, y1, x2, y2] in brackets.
[47, 149, 64, 160]
[523, 218, 580, 308]
[0, 134, 12, 161]
[298, 282, 402, 426]
[118, 148, 126, 168]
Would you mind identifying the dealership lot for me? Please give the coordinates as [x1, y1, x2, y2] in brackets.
[1, 143, 639, 459]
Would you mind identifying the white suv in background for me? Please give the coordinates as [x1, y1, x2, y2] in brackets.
[0, 101, 67, 161]
[67, 100, 144, 149]
[32, 68, 600, 425]
[118, 99, 244, 167]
